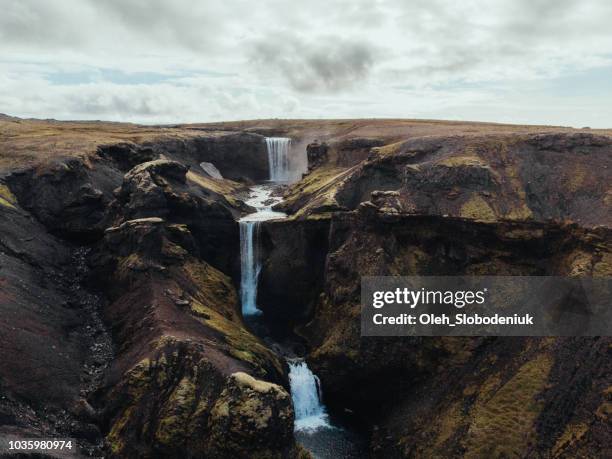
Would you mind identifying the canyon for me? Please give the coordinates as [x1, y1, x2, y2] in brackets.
[0, 115, 611, 458]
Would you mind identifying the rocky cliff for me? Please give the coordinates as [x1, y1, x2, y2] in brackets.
[262, 129, 612, 458]
[0, 116, 610, 458]
[0, 119, 301, 458]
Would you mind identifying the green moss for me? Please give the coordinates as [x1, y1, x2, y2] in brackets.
[0, 184, 17, 209]
[460, 194, 496, 222]
[464, 354, 553, 458]
[553, 422, 589, 456]
[437, 155, 488, 168]
[186, 170, 243, 195]
[155, 376, 198, 446]
[120, 357, 155, 402]
[182, 260, 283, 376]
[282, 165, 351, 217]
[107, 406, 135, 455]
[183, 260, 238, 318]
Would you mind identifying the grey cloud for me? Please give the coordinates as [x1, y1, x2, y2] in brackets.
[0, 0, 227, 54]
[250, 36, 376, 93]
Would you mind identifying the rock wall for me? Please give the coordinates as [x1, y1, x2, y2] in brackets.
[258, 131, 612, 457]
[258, 218, 331, 323]
[1, 140, 302, 458]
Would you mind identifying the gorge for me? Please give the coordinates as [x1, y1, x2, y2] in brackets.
[238, 137, 360, 457]
[0, 117, 610, 458]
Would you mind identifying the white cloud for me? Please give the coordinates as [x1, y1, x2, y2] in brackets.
[1, 0, 611, 126]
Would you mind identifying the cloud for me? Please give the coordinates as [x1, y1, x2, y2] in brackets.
[250, 36, 376, 93]
[1, 0, 612, 126]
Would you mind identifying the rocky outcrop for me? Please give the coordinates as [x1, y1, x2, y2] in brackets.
[82, 154, 305, 458]
[97, 142, 158, 171]
[285, 133, 612, 229]
[306, 141, 329, 171]
[333, 137, 385, 166]
[90, 209, 298, 457]
[6, 156, 122, 240]
[108, 158, 242, 275]
[297, 192, 611, 457]
[207, 372, 297, 458]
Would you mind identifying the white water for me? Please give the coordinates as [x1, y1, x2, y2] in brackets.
[288, 359, 331, 432]
[266, 137, 291, 182]
[239, 185, 286, 316]
[237, 148, 332, 432]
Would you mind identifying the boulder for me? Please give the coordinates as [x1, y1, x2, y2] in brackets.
[207, 372, 296, 458]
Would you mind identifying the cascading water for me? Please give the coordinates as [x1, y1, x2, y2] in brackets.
[238, 143, 364, 457]
[288, 359, 330, 431]
[266, 137, 292, 182]
[239, 185, 286, 316]
[239, 221, 260, 315]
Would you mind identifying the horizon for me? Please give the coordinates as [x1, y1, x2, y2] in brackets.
[3, 112, 610, 131]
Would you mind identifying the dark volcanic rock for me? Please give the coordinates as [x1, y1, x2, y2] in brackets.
[207, 372, 297, 458]
[97, 142, 158, 171]
[153, 132, 270, 182]
[306, 141, 329, 171]
[258, 218, 330, 323]
[90, 215, 298, 458]
[301, 208, 611, 458]
[192, 132, 270, 181]
[6, 156, 122, 240]
[333, 137, 385, 166]
[0, 184, 112, 455]
[109, 158, 240, 275]
[330, 133, 612, 228]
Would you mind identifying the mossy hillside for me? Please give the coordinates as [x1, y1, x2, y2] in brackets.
[181, 260, 285, 379]
[206, 372, 296, 459]
[463, 353, 553, 458]
[186, 170, 244, 207]
[280, 165, 353, 218]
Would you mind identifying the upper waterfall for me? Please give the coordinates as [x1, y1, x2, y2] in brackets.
[266, 137, 291, 182]
[265, 137, 307, 183]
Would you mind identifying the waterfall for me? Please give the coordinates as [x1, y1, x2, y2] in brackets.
[239, 220, 261, 316]
[265, 137, 291, 182]
[239, 185, 286, 316]
[288, 359, 330, 431]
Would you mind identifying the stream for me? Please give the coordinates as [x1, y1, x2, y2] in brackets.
[237, 137, 366, 458]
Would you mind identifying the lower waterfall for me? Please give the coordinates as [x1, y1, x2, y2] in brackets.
[288, 359, 330, 431]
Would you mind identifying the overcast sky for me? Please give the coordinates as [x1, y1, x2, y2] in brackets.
[1, 0, 612, 127]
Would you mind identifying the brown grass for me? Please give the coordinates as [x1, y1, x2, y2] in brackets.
[3, 116, 611, 171]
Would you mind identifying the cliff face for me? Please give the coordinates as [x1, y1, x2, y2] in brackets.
[264, 131, 611, 458]
[0, 125, 300, 458]
[0, 117, 610, 458]
[302, 211, 610, 457]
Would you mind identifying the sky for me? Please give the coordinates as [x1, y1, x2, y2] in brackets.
[1, 0, 612, 127]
